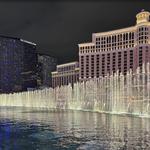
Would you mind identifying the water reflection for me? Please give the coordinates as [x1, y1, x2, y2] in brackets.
[0, 108, 150, 150]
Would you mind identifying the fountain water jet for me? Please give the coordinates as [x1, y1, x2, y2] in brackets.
[0, 63, 150, 116]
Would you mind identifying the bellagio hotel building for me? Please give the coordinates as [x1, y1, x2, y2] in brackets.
[78, 10, 150, 81]
[52, 62, 79, 88]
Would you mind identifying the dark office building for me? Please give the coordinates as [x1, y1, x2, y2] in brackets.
[0, 36, 38, 93]
[37, 54, 57, 87]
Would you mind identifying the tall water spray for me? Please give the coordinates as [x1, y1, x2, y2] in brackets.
[0, 63, 150, 116]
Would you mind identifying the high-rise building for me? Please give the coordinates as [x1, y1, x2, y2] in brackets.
[52, 62, 79, 88]
[78, 10, 150, 81]
[37, 54, 57, 87]
[0, 36, 37, 93]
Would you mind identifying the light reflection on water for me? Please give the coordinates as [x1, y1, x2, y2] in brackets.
[0, 108, 150, 150]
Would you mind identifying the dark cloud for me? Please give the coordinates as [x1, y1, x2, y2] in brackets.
[0, 1, 149, 63]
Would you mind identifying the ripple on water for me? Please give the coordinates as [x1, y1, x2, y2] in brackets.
[0, 108, 150, 150]
[77, 140, 110, 150]
[29, 130, 63, 141]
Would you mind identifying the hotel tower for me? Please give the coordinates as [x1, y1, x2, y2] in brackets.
[52, 62, 79, 88]
[78, 10, 150, 81]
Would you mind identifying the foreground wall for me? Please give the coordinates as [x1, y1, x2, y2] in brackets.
[0, 63, 150, 116]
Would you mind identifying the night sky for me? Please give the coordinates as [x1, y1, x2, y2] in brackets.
[0, 0, 149, 64]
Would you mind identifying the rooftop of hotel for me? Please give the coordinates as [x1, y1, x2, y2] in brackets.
[20, 39, 36, 46]
[51, 67, 79, 75]
[78, 9, 150, 47]
[78, 42, 95, 47]
[0, 35, 36, 46]
[93, 10, 150, 37]
[51, 71, 58, 75]
[57, 61, 78, 68]
[92, 26, 136, 37]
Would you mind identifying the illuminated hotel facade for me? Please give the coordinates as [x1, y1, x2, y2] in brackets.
[78, 10, 150, 81]
[52, 62, 79, 88]
[0, 36, 37, 93]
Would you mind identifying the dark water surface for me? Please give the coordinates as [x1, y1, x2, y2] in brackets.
[0, 108, 150, 150]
